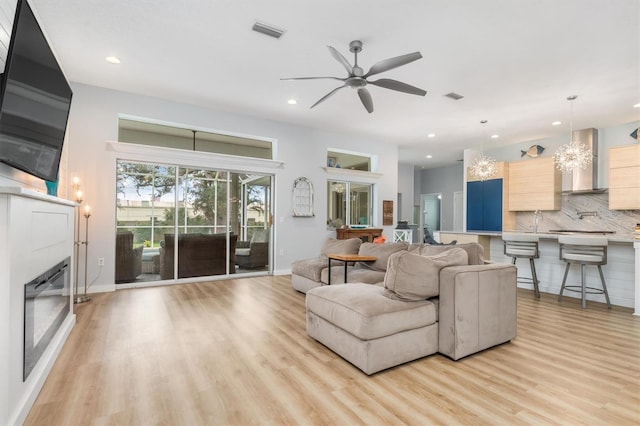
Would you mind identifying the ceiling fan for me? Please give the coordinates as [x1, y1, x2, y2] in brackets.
[282, 40, 427, 113]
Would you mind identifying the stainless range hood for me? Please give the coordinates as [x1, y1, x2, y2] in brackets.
[564, 128, 607, 194]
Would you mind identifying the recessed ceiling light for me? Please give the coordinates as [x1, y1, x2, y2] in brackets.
[105, 56, 120, 64]
[425, 154, 433, 159]
[491, 134, 499, 139]
[287, 99, 297, 105]
[634, 102, 640, 108]
[552, 121, 562, 126]
[427, 133, 436, 138]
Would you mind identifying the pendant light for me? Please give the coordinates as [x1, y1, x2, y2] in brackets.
[469, 120, 497, 181]
[554, 95, 592, 172]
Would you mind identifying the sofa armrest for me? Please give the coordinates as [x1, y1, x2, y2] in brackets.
[438, 263, 517, 360]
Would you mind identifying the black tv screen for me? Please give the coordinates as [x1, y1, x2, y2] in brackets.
[0, 0, 72, 182]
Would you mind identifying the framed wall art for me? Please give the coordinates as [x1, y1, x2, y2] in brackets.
[383, 200, 393, 226]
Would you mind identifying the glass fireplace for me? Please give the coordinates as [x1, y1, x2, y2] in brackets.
[23, 257, 71, 381]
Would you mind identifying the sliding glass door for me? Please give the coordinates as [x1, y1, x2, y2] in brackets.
[116, 160, 272, 284]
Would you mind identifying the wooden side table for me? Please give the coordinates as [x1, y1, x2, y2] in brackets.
[326, 254, 377, 285]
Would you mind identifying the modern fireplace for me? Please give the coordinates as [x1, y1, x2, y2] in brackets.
[23, 257, 71, 381]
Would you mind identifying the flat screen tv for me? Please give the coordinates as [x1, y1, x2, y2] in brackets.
[0, 0, 72, 182]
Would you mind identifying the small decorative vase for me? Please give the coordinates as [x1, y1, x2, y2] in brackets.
[45, 179, 58, 196]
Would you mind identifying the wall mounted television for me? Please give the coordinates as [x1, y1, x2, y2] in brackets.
[0, 0, 72, 182]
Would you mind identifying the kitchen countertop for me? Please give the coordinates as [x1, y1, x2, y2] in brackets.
[440, 230, 636, 244]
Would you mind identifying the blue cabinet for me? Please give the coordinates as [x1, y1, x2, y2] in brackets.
[466, 178, 503, 232]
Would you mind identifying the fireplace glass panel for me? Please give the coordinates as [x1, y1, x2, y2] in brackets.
[24, 257, 71, 381]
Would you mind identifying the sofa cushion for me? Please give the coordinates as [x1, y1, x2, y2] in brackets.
[383, 248, 469, 301]
[291, 257, 328, 282]
[320, 266, 385, 285]
[235, 248, 251, 256]
[320, 238, 362, 259]
[306, 284, 436, 340]
[420, 243, 484, 265]
[357, 242, 409, 271]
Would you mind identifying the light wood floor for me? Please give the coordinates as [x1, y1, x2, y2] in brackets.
[25, 276, 640, 425]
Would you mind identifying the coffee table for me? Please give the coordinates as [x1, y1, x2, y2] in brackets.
[326, 254, 377, 285]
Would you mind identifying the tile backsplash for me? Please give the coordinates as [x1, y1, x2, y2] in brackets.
[514, 192, 640, 240]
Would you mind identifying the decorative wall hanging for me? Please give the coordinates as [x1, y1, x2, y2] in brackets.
[521, 144, 545, 158]
[383, 200, 393, 226]
[292, 177, 314, 217]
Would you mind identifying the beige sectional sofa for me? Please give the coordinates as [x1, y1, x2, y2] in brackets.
[291, 238, 409, 293]
[297, 239, 517, 375]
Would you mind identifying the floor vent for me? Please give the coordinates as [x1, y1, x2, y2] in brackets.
[252, 21, 285, 39]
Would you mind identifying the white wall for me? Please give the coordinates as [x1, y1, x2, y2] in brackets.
[65, 83, 399, 292]
[416, 163, 464, 231]
[397, 163, 414, 223]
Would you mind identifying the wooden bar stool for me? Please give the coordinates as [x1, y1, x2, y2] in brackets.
[502, 232, 540, 298]
[557, 235, 611, 309]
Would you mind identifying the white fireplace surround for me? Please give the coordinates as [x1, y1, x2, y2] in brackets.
[0, 187, 76, 426]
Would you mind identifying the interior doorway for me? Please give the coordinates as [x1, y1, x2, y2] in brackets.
[420, 193, 442, 243]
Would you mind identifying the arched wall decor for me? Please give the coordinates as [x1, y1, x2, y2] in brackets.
[292, 177, 314, 217]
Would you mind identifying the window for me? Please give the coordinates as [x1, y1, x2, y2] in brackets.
[326, 150, 371, 171]
[327, 180, 373, 228]
[116, 160, 273, 283]
[118, 118, 273, 160]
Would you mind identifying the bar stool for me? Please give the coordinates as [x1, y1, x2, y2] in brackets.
[502, 232, 540, 298]
[557, 235, 611, 309]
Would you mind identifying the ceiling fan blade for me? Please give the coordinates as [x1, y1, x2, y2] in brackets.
[365, 52, 423, 78]
[311, 85, 346, 109]
[280, 76, 345, 81]
[327, 45, 354, 75]
[368, 78, 427, 96]
[357, 88, 374, 113]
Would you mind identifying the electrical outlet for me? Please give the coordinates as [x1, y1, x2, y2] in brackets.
[279, 249, 284, 256]
[97, 258, 105, 266]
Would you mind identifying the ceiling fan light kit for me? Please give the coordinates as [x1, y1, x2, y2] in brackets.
[282, 40, 427, 113]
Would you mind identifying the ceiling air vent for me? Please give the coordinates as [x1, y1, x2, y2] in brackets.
[252, 21, 285, 39]
[444, 92, 464, 100]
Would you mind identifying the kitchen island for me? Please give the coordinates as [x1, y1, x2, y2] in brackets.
[441, 231, 637, 310]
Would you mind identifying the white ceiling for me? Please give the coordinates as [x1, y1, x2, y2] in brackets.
[32, 0, 640, 169]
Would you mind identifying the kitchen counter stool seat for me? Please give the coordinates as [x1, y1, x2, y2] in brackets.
[502, 233, 540, 298]
[557, 235, 611, 309]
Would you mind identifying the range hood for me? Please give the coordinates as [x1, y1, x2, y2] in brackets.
[563, 128, 607, 194]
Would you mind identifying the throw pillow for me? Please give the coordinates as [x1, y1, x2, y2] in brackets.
[421, 242, 484, 265]
[383, 248, 468, 301]
[320, 238, 362, 259]
[357, 241, 409, 271]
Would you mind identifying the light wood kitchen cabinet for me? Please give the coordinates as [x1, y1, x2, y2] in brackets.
[609, 144, 640, 210]
[508, 157, 561, 211]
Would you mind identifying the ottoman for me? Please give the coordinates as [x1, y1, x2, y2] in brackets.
[306, 283, 438, 375]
